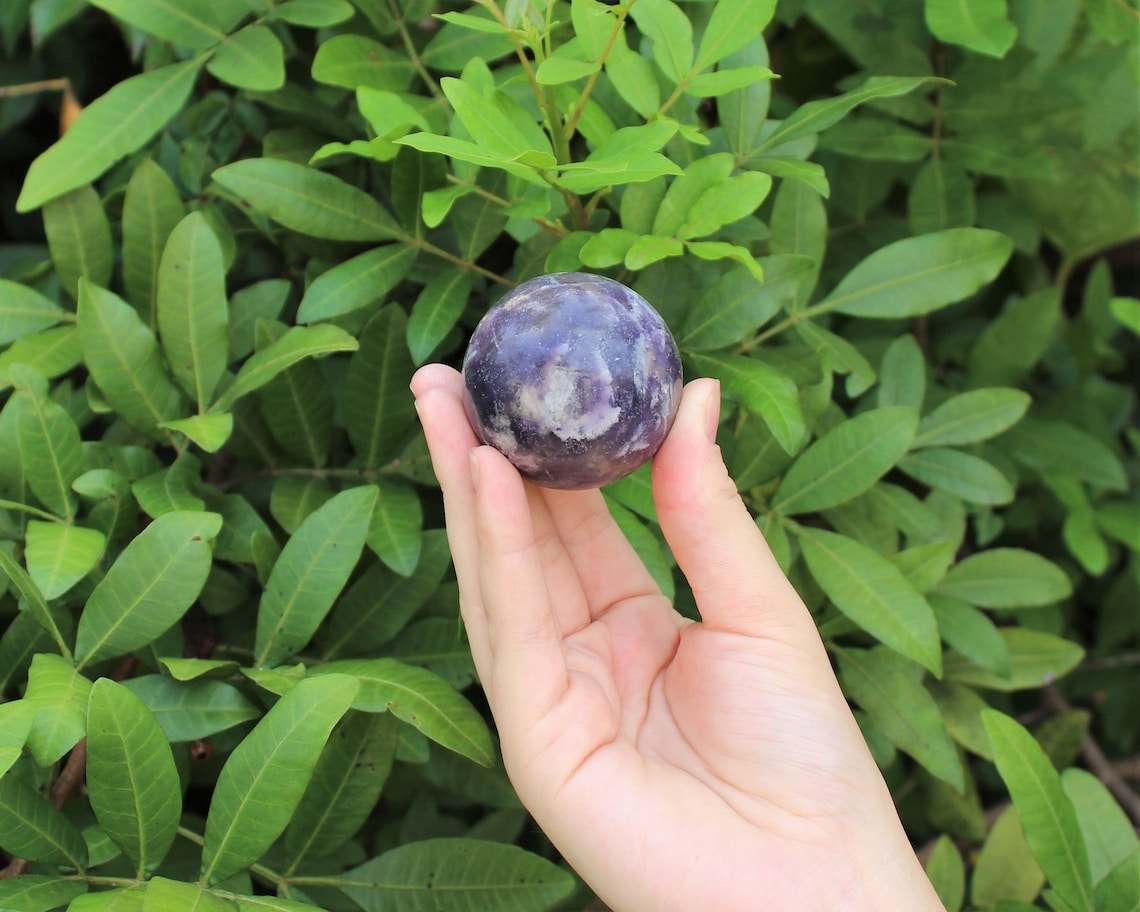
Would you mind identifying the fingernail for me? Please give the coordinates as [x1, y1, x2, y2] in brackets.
[469, 447, 481, 489]
[704, 380, 721, 444]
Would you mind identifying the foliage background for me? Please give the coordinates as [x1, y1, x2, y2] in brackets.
[0, 0, 1138, 910]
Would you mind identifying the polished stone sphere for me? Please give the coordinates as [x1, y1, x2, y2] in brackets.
[462, 272, 683, 490]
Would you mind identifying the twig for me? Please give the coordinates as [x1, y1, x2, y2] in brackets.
[1043, 685, 1140, 825]
[50, 739, 87, 809]
[0, 78, 69, 97]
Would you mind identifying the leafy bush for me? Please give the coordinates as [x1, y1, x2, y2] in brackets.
[1, 0, 1138, 910]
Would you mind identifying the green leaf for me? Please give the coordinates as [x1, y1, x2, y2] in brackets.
[898, 447, 1015, 505]
[929, 593, 1010, 677]
[259, 355, 334, 466]
[296, 241, 417, 323]
[24, 520, 105, 600]
[683, 352, 805, 455]
[971, 805, 1046, 907]
[0, 875, 87, 912]
[0, 280, 66, 347]
[0, 550, 72, 662]
[0, 700, 35, 782]
[420, 18, 515, 72]
[364, 486, 423, 573]
[769, 178, 826, 302]
[157, 212, 230, 408]
[255, 486, 378, 668]
[441, 78, 552, 159]
[0, 773, 88, 870]
[926, 835, 966, 912]
[283, 711, 398, 870]
[229, 280, 290, 360]
[571, 0, 617, 61]
[925, 0, 1018, 57]
[87, 679, 181, 876]
[818, 228, 1013, 319]
[25, 653, 90, 766]
[74, 511, 222, 669]
[605, 29, 660, 118]
[336, 838, 575, 911]
[407, 267, 473, 365]
[686, 65, 777, 97]
[43, 184, 113, 299]
[433, 10, 511, 34]
[652, 154, 734, 238]
[720, 36, 772, 160]
[679, 257, 809, 351]
[694, 0, 777, 71]
[1097, 501, 1140, 552]
[0, 327, 84, 393]
[772, 406, 917, 514]
[323, 530, 452, 657]
[132, 461, 205, 518]
[756, 76, 946, 153]
[212, 324, 359, 412]
[944, 628, 1084, 691]
[818, 118, 933, 162]
[677, 171, 772, 239]
[535, 56, 600, 85]
[1110, 296, 1140, 336]
[982, 711, 1095, 912]
[236, 899, 330, 912]
[313, 658, 494, 766]
[201, 675, 359, 884]
[914, 388, 1030, 448]
[159, 413, 234, 453]
[212, 158, 402, 241]
[17, 58, 207, 212]
[121, 159, 185, 329]
[11, 367, 84, 521]
[1062, 768, 1140, 886]
[836, 647, 962, 790]
[86, 0, 234, 47]
[800, 528, 942, 676]
[121, 676, 261, 742]
[908, 158, 976, 235]
[312, 33, 415, 90]
[207, 25, 285, 91]
[1003, 418, 1127, 492]
[795, 319, 877, 397]
[1095, 850, 1140, 912]
[271, 0, 355, 26]
[630, 0, 693, 83]
[77, 279, 186, 438]
[142, 878, 235, 912]
[967, 288, 1062, 388]
[890, 539, 956, 594]
[345, 306, 417, 469]
[935, 548, 1073, 609]
[68, 884, 148, 911]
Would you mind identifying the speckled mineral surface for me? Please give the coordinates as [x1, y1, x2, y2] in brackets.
[462, 272, 683, 490]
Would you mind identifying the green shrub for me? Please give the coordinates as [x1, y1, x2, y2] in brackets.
[0, 0, 1137, 909]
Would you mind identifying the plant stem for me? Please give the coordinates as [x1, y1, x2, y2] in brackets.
[0, 78, 69, 97]
[409, 236, 516, 287]
[562, 1, 636, 141]
[0, 498, 60, 522]
[386, 0, 448, 111]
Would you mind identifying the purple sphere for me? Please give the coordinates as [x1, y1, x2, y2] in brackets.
[462, 272, 683, 490]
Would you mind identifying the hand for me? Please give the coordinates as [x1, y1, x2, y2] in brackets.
[412, 365, 944, 912]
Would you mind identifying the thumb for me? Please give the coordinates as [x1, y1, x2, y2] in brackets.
[652, 379, 819, 644]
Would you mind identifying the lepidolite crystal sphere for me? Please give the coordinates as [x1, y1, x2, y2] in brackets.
[461, 272, 683, 490]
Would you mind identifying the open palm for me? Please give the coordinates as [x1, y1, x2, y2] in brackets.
[412, 364, 942, 912]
